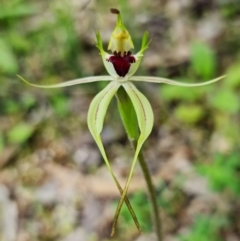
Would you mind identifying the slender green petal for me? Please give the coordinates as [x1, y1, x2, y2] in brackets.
[111, 82, 154, 236]
[127, 31, 150, 78]
[87, 81, 142, 232]
[17, 75, 112, 88]
[95, 31, 119, 78]
[129, 75, 226, 86]
[140, 31, 151, 55]
[95, 31, 105, 55]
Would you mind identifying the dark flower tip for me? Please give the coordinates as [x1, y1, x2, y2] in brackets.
[110, 8, 120, 14]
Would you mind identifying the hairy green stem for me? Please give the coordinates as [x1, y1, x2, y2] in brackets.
[116, 87, 162, 241]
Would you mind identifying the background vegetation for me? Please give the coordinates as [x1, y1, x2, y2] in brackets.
[0, 0, 240, 241]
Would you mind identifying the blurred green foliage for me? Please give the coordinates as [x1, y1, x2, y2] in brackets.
[160, 40, 240, 136]
[0, 0, 37, 74]
[50, 94, 70, 117]
[220, 1, 240, 18]
[209, 88, 239, 114]
[0, 131, 4, 152]
[160, 40, 219, 125]
[158, 13, 240, 240]
[7, 122, 35, 144]
[198, 151, 240, 197]
[190, 42, 216, 80]
[174, 104, 205, 125]
[0, 38, 19, 73]
[179, 214, 228, 241]
[0, 0, 83, 153]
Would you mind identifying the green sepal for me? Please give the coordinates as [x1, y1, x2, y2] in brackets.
[130, 75, 226, 86]
[87, 81, 142, 233]
[17, 75, 112, 88]
[111, 82, 154, 236]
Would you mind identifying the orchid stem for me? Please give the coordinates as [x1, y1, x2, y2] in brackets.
[116, 87, 162, 241]
[132, 140, 163, 241]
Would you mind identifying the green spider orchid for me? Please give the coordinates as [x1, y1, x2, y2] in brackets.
[18, 8, 225, 235]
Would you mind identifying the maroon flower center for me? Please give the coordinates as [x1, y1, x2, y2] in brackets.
[107, 51, 136, 77]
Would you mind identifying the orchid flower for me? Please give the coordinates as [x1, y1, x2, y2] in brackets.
[18, 8, 225, 234]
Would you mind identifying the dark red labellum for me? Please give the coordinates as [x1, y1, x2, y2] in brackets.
[107, 51, 135, 77]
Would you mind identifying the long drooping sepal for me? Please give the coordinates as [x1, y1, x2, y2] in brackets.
[88, 81, 120, 135]
[87, 81, 142, 233]
[129, 75, 226, 86]
[111, 82, 154, 236]
[17, 75, 112, 88]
